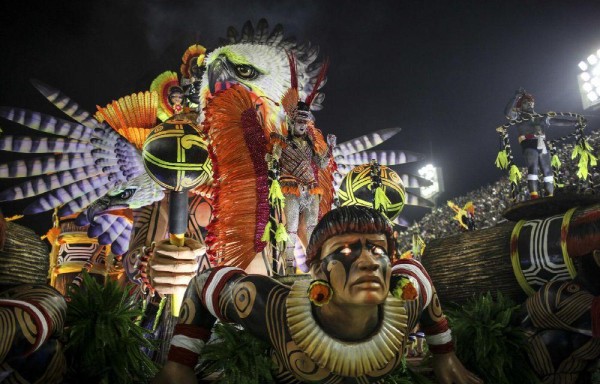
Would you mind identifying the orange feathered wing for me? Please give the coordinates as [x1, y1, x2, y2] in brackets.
[202, 85, 274, 269]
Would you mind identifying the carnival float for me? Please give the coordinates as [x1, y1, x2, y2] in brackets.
[0, 18, 598, 384]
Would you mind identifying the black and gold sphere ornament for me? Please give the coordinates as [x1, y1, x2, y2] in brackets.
[337, 163, 406, 220]
[142, 117, 211, 192]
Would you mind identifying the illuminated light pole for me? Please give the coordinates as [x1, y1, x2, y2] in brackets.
[418, 163, 443, 203]
[577, 49, 600, 110]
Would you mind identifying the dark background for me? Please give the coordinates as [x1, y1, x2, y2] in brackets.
[1, 0, 599, 233]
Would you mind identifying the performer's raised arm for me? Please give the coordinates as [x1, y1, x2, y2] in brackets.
[504, 87, 526, 120]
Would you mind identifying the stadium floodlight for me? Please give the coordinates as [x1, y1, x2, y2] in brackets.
[418, 164, 443, 201]
[577, 49, 600, 110]
[581, 72, 591, 82]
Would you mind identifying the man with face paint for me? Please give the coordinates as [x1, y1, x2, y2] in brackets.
[152, 206, 482, 384]
[502, 88, 582, 199]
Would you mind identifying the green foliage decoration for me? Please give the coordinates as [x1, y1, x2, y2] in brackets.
[508, 164, 522, 185]
[571, 141, 597, 180]
[495, 150, 509, 170]
[446, 291, 540, 384]
[198, 322, 276, 384]
[64, 271, 159, 383]
[592, 363, 600, 384]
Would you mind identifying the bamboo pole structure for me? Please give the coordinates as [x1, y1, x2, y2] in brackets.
[0, 221, 49, 285]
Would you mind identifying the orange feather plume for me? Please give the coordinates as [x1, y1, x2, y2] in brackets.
[95, 91, 158, 149]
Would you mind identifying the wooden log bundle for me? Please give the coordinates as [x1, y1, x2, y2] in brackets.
[421, 222, 526, 306]
[421, 200, 600, 306]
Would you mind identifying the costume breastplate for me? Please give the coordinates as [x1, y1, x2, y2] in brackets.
[517, 116, 544, 137]
[280, 141, 318, 189]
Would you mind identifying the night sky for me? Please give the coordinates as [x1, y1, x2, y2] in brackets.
[1, 0, 599, 232]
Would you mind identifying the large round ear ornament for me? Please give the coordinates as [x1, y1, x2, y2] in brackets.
[307, 279, 333, 306]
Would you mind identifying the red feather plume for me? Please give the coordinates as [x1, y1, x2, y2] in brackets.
[304, 57, 329, 107]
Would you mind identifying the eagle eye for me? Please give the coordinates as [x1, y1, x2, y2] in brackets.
[234, 64, 258, 79]
[118, 189, 135, 200]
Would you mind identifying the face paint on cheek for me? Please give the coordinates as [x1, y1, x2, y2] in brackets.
[381, 260, 391, 290]
[320, 259, 333, 282]
[320, 258, 351, 286]
[363, 240, 391, 288]
[321, 241, 362, 289]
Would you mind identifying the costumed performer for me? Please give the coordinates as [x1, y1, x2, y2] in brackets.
[278, 101, 335, 274]
[276, 54, 336, 274]
[500, 88, 583, 199]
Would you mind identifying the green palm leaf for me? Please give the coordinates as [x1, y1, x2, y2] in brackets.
[446, 291, 540, 384]
[64, 271, 159, 383]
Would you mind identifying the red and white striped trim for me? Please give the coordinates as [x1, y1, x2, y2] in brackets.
[425, 329, 452, 345]
[0, 299, 50, 355]
[202, 267, 246, 321]
[168, 324, 212, 367]
[171, 334, 206, 354]
[168, 345, 199, 367]
[392, 260, 433, 308]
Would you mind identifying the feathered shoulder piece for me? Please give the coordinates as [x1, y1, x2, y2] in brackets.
[94, 91, 158, 150]
[202, 85, 272, 269]
[307, 121, 335, 219]
[150, 71, 179, 122]
[180, 44, 206, 79]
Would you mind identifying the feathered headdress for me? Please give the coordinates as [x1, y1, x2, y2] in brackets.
[180, 44, 206, 79]
[150, 71, 180, 121]
[515, 91, 535, 110]
[281, 51, 329, 128]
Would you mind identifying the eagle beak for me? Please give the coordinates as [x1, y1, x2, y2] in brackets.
[207, 55, 234, 95]
[84, 196, 111, 222]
